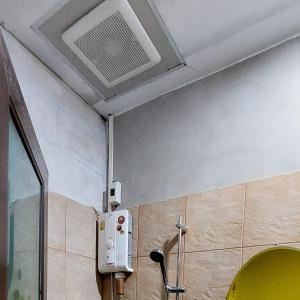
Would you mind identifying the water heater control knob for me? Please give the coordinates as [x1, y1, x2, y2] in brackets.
[106, 238, 114, 249]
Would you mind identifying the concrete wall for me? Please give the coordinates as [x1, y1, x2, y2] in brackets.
[3, 30, 107, 208]
[114, 36, 300, 208]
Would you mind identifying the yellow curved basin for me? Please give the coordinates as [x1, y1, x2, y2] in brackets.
[226, 247, 300, 300]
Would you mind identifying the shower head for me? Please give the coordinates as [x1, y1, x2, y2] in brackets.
[149, 248, 185, 295]
[150, 249, 165, 263]
[150, 248, 168, 292]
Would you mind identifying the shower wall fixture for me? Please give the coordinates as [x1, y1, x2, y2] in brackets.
[150, 216, 188, 299]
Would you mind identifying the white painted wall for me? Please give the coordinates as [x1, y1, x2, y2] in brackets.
[114, 36, 300, 208]
[3, 30, 107, 208]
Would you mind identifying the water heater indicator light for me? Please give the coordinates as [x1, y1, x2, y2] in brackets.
[118, 216, 125, 224]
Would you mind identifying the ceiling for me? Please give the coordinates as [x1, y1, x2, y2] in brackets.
[1, 0, 300, 116]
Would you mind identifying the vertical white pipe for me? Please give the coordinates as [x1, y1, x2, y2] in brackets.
[100, 115, 116, 300]
[107, 115, 114, 213]
[108, 114, 114, 186]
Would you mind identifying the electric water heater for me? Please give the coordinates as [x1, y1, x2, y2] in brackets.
[98, 210, 133, 273]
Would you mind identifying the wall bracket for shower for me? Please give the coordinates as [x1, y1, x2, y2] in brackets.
[150, 216, 188, 299]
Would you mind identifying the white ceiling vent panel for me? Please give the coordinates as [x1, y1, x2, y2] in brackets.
[62, 0, 161, 88]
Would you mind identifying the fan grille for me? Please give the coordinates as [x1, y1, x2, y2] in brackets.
[74, 11, 151, 84]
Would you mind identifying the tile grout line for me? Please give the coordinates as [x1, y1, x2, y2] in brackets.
[243, 241, 300, 248]
[49, 248, 97, 260]
[182, 195, 187, 296]
[184, 195, 187, 253]
[240, 183, 247, 267]
[135, 246, 243, 258]
[48, 246, 65, 253]
[135, 204, 140, 300]
[65, 198, 67, 300]
[48, 247, 97, 260]
[136, 204, 141, 259]
[66, 251, 96, 260]
[182, 252, 186, 300]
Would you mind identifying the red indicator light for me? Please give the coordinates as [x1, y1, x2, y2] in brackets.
[118, 216, 125, 224]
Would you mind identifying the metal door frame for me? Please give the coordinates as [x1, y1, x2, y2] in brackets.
[0, 30, 48, 300]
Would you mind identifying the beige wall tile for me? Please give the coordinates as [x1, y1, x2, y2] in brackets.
[48, 193, 66, 251]
[138, 197, 186, 257]
[48, 248, 66, 300]
[123, 258, 137, 300]
[137, 254, 183, 300]
[242, 243, 300, 264]
[66, 199, 96, 258]
[184, 249, 241, 300]
[128, 207, 139, 257]
[101, 258, 137, 300]
[8, 250, 39, 300]
[66, 253, 101, 300]
[186, 185, 245, 252]
[13, 196, 39, 253]
[244, 173, 300, 247]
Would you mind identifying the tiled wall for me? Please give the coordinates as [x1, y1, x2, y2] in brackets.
[47, 193, 101, 300]
[103, 171, 300, 300]
[8, 196, 40, 300]
[48, 171, 300, 300]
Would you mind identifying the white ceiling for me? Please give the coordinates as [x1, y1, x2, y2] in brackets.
[1, 0, 300, 116]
